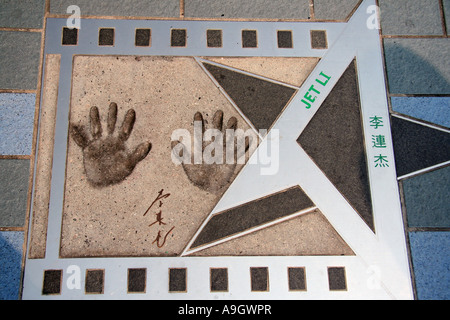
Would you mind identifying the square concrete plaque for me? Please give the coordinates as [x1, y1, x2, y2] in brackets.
[23, 0, 414, 300]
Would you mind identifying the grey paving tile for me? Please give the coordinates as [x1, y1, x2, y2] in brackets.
[0, 231, 24, 300]
[403, 166, 450, 228]
[0, 160, 30, 228]
[383, 38, 450, 94]
[185, 0, 310, 19]
[50, 0, 179, 17]
[0, 93, 36, 156]
[391, 97, 450, 129]
[298, 61, 374, 231]
[0, 31, 42, 90]
[444, 0, 450, 32]
[379, 0, 443, 35]
[0, 0, 45, 29]
[314, 0, 360, 20]
[391, 116, 450, 177]
[409, 232, 450, 300]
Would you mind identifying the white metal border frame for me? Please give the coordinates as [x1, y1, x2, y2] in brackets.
[23, 0, 414, 300]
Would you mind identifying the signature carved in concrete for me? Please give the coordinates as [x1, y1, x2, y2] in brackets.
[70, 102, 152, 187]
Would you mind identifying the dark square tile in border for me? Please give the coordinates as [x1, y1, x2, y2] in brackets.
[169, 268, 187, 292]
[207, 29, 223, 48]
[242, 30, 258, 48]
[250, 267, 269, 292]
[135, 28, 151, 47]
[328, 267, 347, 291]
[288, 267, 307, 291]
[278, 30, 293, 48]
[85, 269, 105, 294]
[171, 29, 187, 47]
[311, 30, 328, 49]
[210, 268, 228, 292]
[128, 268, 147, 293]
[42, 270, 62, 295]
[62, 27, 78, 46]
[99, 28, 115, 46]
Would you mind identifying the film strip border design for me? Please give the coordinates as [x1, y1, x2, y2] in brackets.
[23, 0, 414, 300]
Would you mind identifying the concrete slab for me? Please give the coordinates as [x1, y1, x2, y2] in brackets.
[0, 93, 36, 156]
[402, 166, 450, 228]
[0, 31, 42, 90]
[383, 38, 450, 94]
[0, 160, 29, 227]
[391, 116, 450, 178]
[0, 0, 45, 29]
[314, 0, 360, 20]
[379, 0, 443, 35]
[444, 0, 450, 32]
[0, 232, 24, 300]
[50, 0, 180, 17]
[409, 232, 450, 300]
[391, 97, 450, 129]
[184, 0, 310, 19]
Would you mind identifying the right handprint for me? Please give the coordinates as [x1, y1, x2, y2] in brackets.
[172, 110, 251, 194]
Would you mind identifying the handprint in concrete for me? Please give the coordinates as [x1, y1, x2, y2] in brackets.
[70, 102, 152, 187]
[172, 110, 251, 193]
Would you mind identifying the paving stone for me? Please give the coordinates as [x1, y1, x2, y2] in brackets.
[0, 31, 42, 90]
[402, 166, 450, 228]
[0, 93, 36, 156]
[409, 232, 450, 300]
[379, 0, 443, 36]
[0, 0, 45, 29]
[185, 0, 310, 19]
[0, 160, 30, 227]
[444, 0, 450, 32]
[383, 38, 450, 94]
[391, 116, 450, 178]
[0, 231, 24, 300]
[314, 0, 360, 20]
[50, 0, 179, 17]
[391, 97, 450, 129]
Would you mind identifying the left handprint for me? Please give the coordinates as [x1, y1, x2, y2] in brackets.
[70, 102, 152, 187]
